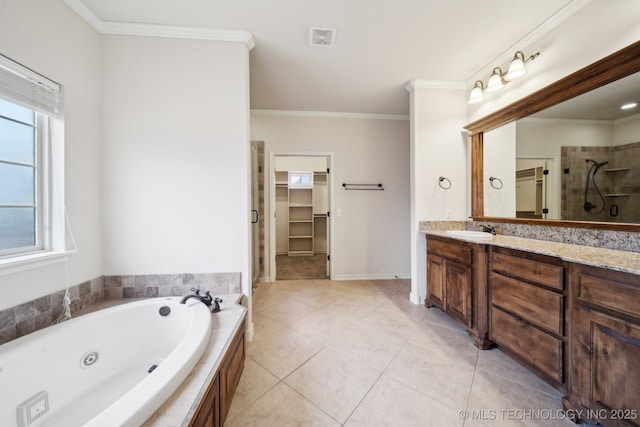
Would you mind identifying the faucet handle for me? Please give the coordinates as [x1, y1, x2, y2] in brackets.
[191, 287, 200, 295]
[211, 297, 223, 313]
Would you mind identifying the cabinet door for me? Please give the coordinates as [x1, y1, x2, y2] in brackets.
[445, 261, 472, 327]
[426, 254, 445, 309]
[190, 374, 220, 427]
[220, 325, 246, 426]
[573, 307, 640, 426]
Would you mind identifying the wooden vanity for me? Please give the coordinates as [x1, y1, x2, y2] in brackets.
[190, 319, 246, 427]
[426, 235, 490, 349]
[425, 233, 640, 426]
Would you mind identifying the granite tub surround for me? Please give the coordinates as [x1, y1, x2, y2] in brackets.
[0, 276, 104, 346]
[104, 272, 242, 299]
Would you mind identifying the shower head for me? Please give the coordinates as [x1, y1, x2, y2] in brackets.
[585, 158, 609, 169]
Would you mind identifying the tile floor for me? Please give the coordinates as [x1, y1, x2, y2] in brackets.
[225, 279, 578, 427]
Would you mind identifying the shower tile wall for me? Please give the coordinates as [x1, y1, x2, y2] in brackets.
[562, 142, 640, 223]
[0, 272, 242, 346]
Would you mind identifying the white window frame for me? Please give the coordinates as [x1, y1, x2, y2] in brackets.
[0, 54, 66, 270]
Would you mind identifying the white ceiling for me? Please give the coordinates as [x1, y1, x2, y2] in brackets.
[77, 0, 579, 115]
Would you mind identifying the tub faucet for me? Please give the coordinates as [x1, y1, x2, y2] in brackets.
[180, 288, 213, 306]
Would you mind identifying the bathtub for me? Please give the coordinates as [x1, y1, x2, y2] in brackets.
[0, 297, 213, 427]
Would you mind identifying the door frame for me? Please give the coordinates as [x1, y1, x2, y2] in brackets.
[515, 155, 558, 220]
[268, 152, 334, 282]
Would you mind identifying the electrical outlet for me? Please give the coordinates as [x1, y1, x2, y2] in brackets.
[336, 208, 342, 217]
[446, 209, 452, 219]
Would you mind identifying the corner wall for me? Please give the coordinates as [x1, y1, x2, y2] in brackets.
[101, 36, 251, 308]
[408, 83, 468, 304]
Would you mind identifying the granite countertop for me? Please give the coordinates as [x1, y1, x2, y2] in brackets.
[422, 229, 640, 276]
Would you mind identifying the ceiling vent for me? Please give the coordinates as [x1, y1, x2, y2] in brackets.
[309, 27, 336, 48]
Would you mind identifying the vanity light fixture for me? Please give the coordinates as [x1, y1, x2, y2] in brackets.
[486, 67, 505, 92]
[468, 81, 485, 104]
[468, 50, 540, 104]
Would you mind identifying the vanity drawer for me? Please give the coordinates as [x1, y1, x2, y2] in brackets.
[492, 272, 563, 336]
[427, 238, 471, 265]
[491, 306, 563, 383]
[491, 251, 563, 290]
[575, 267, 640, 320]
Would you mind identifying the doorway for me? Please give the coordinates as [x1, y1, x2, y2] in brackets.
[515, 157, 558, 220]
[270, 154, 331, 281]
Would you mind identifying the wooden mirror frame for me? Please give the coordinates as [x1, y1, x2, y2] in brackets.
[464, 40, 640, 232]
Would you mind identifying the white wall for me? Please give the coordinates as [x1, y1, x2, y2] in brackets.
[613, 115, 640, 145]
[408, 83, 468, 304]
[251, 113, 410, 281]
[101, 37, 251, 295]
[484, 123, 516, 217]
[0, 0, 103, 310]
[467, 0, 640, 123]
[274, 156, 327, 172]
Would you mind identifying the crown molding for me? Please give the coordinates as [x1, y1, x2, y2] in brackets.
[251, 109, 409, 121]
[405, 79, 466, 92]
[466, 0, 592, 86]
[64, 0, 255, 50]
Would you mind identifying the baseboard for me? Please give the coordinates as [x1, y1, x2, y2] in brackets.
[330, 273, 411, 280]
[409, 291, 423, 305]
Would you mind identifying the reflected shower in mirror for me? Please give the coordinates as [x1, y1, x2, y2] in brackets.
[483, 71, 640, 224]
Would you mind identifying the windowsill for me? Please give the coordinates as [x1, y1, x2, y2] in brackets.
[0, 250, 78, 276]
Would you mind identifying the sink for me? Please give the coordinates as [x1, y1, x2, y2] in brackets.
[445, 230, 494, 240]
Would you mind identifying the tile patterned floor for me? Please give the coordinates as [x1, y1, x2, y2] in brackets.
[226, 279, 577, 426]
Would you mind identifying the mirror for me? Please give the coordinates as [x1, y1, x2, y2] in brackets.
[466, 40, 640, 231]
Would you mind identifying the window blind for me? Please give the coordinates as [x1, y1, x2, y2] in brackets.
[0, 54, 62, 116]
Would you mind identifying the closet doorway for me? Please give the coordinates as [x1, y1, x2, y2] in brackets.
[271, 154, 331, 281]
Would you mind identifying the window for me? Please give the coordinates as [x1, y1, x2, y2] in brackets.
[0, 54, 63, 260]
[288, 172, 313, 188]
[0, 99, 42, 254]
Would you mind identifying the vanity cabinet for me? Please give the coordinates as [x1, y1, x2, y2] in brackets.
[220, 319, 246, 426]
[191, 320, 246, 427]
[426, 235, 491, 349]
[489, 247, 566, 388]
[564, 263, 640, 427]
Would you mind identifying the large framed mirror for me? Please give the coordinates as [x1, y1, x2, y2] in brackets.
[465, 40, 640, 232]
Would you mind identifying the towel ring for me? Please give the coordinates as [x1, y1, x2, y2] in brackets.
[438, 176, 452, 190]
[489, 176, 503, 190]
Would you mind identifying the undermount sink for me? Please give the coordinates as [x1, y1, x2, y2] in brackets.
[445, 230, 494, 240]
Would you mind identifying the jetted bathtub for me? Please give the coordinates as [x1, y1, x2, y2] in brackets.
[0, 297, 213, 427]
